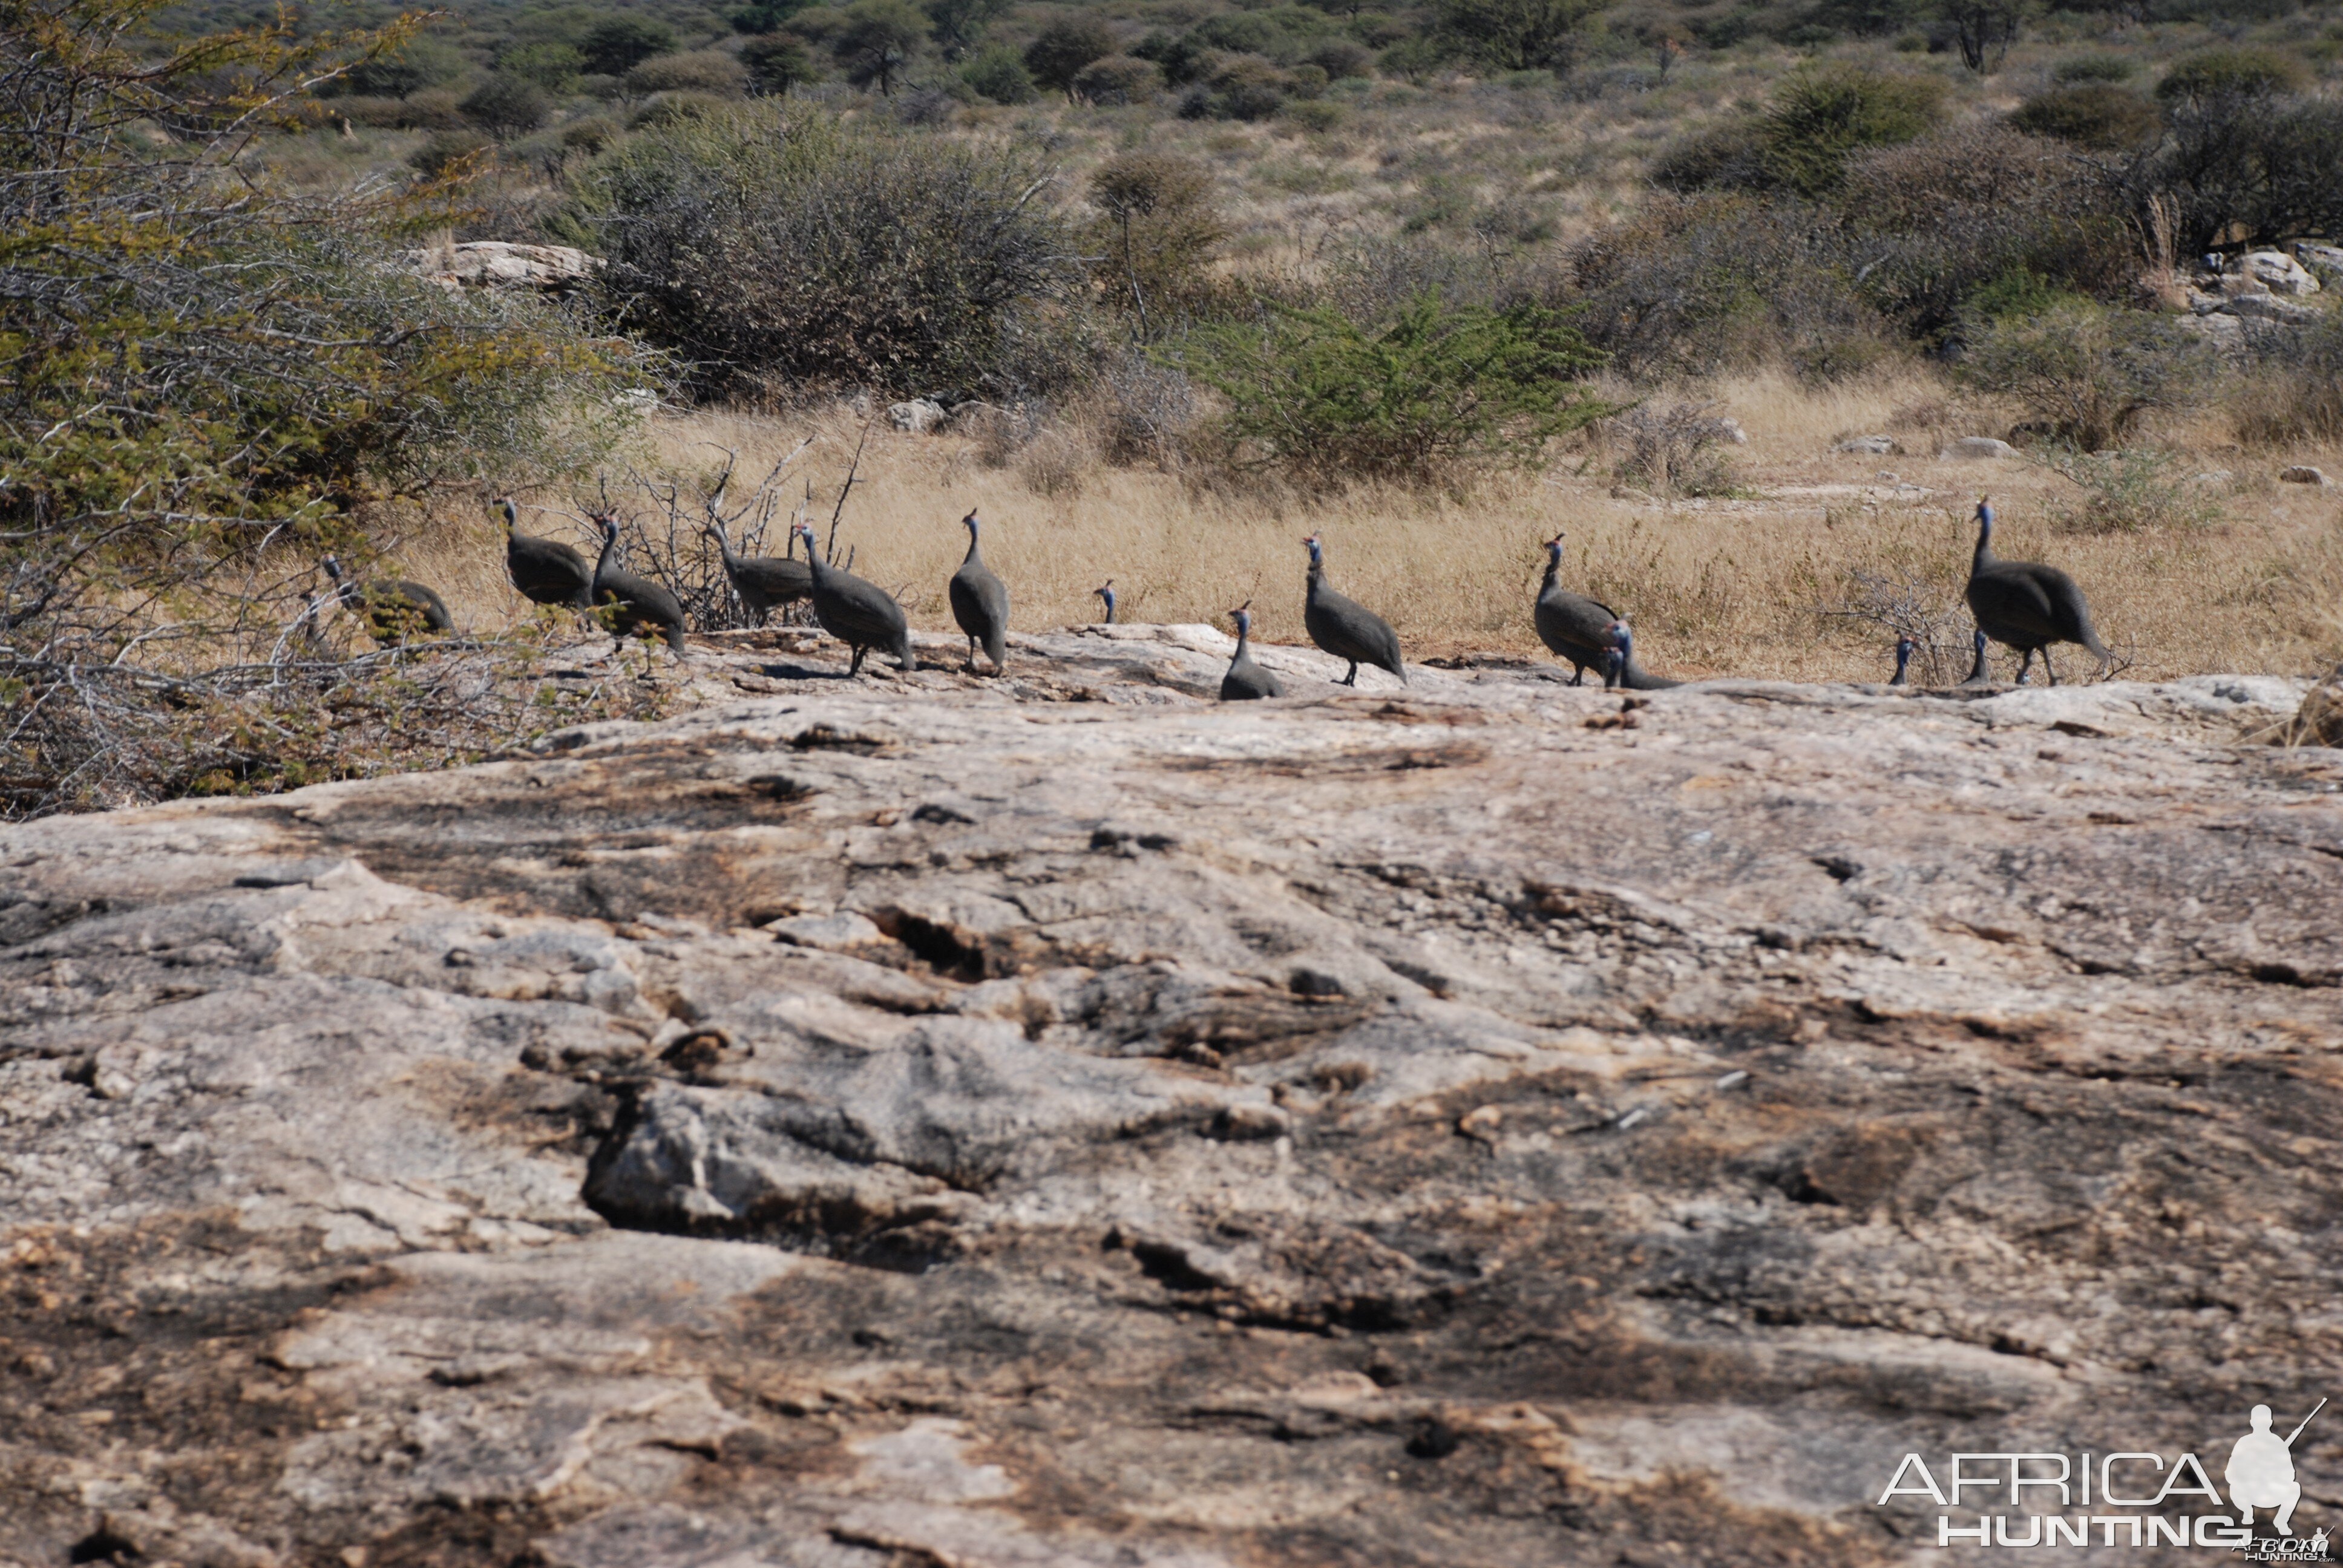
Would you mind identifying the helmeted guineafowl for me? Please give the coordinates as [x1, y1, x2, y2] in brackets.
[1961, 627, 1994, 686]
[795, 521, 913, 675]
[1889, 635, 1915, 687]
[321, 555, 451, 643]
[591, 514, 688, 659]
[1302, 533, 1405, 687]
[1533, 534, 1678, 690]
[1964, 497, 2110, 686]
[1093, 580, 1116, 624]
[495, 496, 592, 610]
[946, 509, 1009, 674]
[707, 518, 811, 624]
[1220, 603, 1282, 701]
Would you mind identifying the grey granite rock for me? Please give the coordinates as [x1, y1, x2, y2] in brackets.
[2, 633, 2338, 1567]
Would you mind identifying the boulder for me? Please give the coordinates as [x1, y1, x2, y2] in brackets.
[1835, 434, 1898, 456]
[888, 399, 948, 434]
[2297, 242, 2343, 284]
[407, 240, 602, 294]
[2279, 666, 2343, 746]
[1715, 416, 1748, 445]
[2221, 292, 2321, 325]
[2177, 312, 2248, 351]
[1943, 436, 2017, 460]
[0, 633, 2331, 1568]
[2242, 249, 2320, 296]
[2279, 465, 2330, 486]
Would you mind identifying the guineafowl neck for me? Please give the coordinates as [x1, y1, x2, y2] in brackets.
[1973, 517, 1996, 571]
[594, 529, 617, 581]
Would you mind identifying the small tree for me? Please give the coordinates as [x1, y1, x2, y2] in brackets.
[742, 33, 819, 93]
[833, 0, 925, 94]
[960, 44, 1035, 102]
[460, 74, 551, 132]
[1961, 299, 2212, 451]
[1938, 0, 2025, 75]
[1174, 295, 1613, 485]
[1024, 16, 1116, 97]
[1070, 54, 1160, 106]
[580, 16, 677, 76]
[1761, 64, 1944, 195]
[1431, 0, 1602, 74]
[1088, 152, 1226, 336]
[925, 0, 1008, 62]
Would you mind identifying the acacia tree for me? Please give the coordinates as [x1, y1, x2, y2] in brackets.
[1432, 0, 1604, 73]
[0, 0, 640, 814]
[832, 0, 926, 94]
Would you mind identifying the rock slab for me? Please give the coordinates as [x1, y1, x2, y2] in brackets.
[2, 629, 2339, 1568]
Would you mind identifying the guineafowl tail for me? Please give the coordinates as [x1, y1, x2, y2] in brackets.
[1620, 660, 1682, 691]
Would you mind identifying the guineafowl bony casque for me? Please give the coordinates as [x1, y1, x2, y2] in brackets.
[320, 555, 452, 644]
[495, 496, 592, 612]
[591, 513, 689, 661]
[1301, 533, 1406, 687]
[795, 521, 913, 676]
[947, 509, 1009, 674]
[1964, 497, 2110, 685]
[1220, 602, 1282, 702]
[707, 517, 811, 624]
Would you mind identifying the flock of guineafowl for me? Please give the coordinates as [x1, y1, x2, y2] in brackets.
[318, 492, 2113, 698]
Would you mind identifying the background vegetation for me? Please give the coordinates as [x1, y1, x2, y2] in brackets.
[7, 0, 2343, 814]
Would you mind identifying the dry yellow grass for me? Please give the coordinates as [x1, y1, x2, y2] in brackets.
[385, 366, 2343, 685]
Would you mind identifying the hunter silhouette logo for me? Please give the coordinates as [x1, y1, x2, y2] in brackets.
[2229, 1401, 2322, 1537]
[1873, 1399, 2327, 1552]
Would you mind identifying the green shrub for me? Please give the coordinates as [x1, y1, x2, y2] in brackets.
[460, 75, 551, 133]
[1283, 96, 1345, 131]
[1071, 54, 1161, 105]
[580, 16, 678, 76]
[960, 43, 1035, 101]
[1309, 38, 1374, 79]
[631, 90, 730, 126]
[742, 33, 820, 93]
[2155, 46, 2307, 106]
[2011, 83, 2158, 149]
[410, 126, 495, 174]
[333, 36, 465, 98]
[832, 0, 926, 94]
[1961, 268, 2076, 325]
[1837, 123, 2135, 342]
[4, 0, 644, 815]
[1170, 293, 1611, 484]
[2037, 447, 2224, 534]
[733, 0, 811, 33]
[497, 42, 583, 93]
[1961, 299, 2215, 451]
[1132, 30, 1214, 85]
[1025, 16, 1116, 94]
[1087, 152, 1229, 333]
[1197, 56, 1291, 119]
[624, 51, 751, 96]
[1568, 192, 1885, 379]
[566, 102, 1091, 397]
[2053, 51, 2135, 84]
[2234, 313, 2343, 446]
[1761, 64, 1945, 195]
[2146, 87, 2343, 252]
[1432, 0, 1601, 71]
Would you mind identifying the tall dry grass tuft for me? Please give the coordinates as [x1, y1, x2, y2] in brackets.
[385, 370, 2343, 686]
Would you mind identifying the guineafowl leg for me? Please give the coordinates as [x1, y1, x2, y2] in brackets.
[1342, 662, 1358, 687]
[1570, 665, 1585, 687]
[849, 644, 868, 677]
[2043, 647, 2059, 687]
[2014, 647, 2036, 686]
[965, 636, 978, 673]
